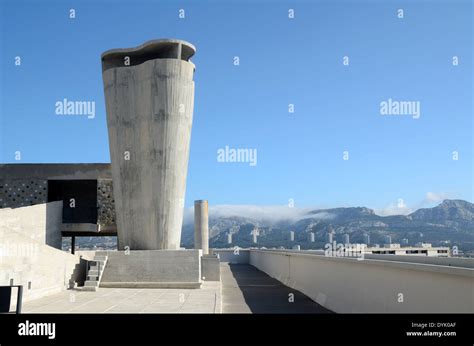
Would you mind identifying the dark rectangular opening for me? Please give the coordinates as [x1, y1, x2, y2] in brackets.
[48, 180, 98, 224]
[0, 287, 12, 312]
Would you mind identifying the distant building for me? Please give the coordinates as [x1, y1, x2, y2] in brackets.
[363, 233, 370, 245]
[367, 243, 449, 257]
[343, 234, 350, 245]
[384, 235, 392, 244]
[326, 232, 334, 244]
[384, 243, 400, 248]
[401, 238, 409, 245]
[336, 243, 450, 257]
[252, 232, 258, 243]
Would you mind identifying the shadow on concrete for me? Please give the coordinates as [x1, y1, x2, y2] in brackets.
[45, 200, 63, 249]
[68, 258, 88, 288]
[221, 263, 332, 314]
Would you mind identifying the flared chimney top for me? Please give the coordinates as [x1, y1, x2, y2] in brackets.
[101, 39, 196, 72]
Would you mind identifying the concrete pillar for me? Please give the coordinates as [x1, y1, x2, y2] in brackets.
[101, 39, 196, 250]
[194, 200, 209, 255]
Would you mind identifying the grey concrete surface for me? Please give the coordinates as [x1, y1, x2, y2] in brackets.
[220, 263, 332, 313]
[102, 39, 196, 250]
[0, 202, 85, 304]
[201, 254, 220, 281]
[0, 201, 63, 249]
[194, 200, 209, 254]
[100, 250, 202, 288]
[22, 282, 220, 313]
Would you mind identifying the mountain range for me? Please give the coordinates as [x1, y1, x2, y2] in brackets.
[181, 199, 474, 254]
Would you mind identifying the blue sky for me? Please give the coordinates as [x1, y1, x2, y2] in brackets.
[0, 0, 472, 213]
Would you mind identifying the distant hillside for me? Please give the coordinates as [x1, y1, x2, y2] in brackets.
[181, 200, 474, 253]
[409, 200, 474, 227]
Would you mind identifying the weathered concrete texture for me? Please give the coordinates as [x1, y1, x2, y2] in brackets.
[102, 39, 196, 250]
[0, 164, 115, 232]
[220, 263, 331, 313]
[0, 202, 85, 305]
[201, 254, 220, 281]
[100, 250, 202, 288]
[194, 200, 209, 254]
[97, 179, 116, 227]
[0, 178, 47, 209]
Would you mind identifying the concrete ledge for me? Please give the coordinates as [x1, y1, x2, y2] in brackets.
[250, 249, 474, 278]
[100, 282, 202, 289]
[254, 249, 474, 269]
[61, 223, 98, 233]
[101, 250, 202, 288]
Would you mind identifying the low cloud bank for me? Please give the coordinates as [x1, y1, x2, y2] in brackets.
[183, 205, 330, 225]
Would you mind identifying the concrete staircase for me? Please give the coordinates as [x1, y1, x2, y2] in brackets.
[83, 253, 108, 292]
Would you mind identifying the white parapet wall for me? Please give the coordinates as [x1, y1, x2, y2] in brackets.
[249, 250, 474, 313]
[0, 202, 84, 305]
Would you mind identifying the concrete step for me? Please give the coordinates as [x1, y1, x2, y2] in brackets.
[83, 255, 108, 292]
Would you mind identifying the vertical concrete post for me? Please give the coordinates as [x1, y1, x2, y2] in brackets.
[194, 200, 209, 255]
[101, 39, 196, 250]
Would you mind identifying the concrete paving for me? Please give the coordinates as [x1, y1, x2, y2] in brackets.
[22, 264, 331, 314]
[220, 263, 332, 313]
[22, 281, 220, 313]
